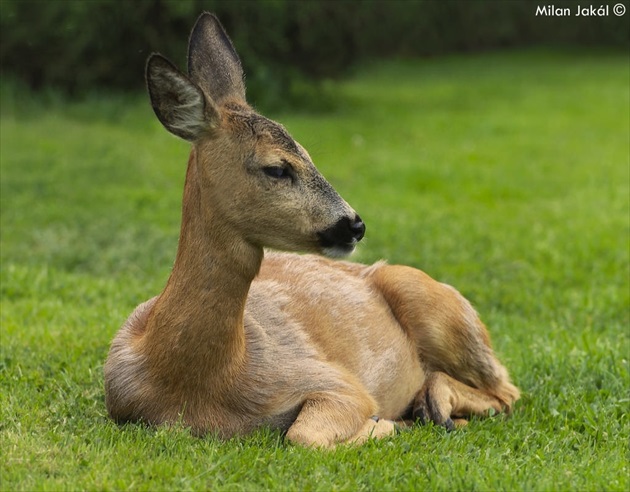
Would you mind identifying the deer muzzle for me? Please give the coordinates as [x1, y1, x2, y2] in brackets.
[317, 215, 366, 258]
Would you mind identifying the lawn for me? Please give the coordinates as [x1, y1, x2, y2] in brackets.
[1, 49, 628, 491]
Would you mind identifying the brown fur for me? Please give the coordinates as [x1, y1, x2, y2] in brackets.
[104, 13, 520, 448]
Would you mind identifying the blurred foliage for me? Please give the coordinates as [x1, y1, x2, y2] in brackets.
[1, 0, 628, 110]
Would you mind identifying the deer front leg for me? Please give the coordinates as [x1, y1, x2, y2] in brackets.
[285, 390, 397, 448]
[412, 371, 510, 430]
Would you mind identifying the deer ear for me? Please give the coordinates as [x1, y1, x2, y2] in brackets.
[187, 12, 246, 104]
[146, 54, 220, 141]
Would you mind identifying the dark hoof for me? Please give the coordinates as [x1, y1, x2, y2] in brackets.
[412, 390, 453, 430]
[443, 418, 455, 431]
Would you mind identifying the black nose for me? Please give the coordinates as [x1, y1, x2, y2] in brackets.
[317, 214, 366, 253]
[350, 215, 366, 241]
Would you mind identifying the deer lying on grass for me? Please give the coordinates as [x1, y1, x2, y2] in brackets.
[104, 13, 520, 448]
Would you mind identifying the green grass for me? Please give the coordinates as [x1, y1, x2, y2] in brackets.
[1, 49, 628, 491]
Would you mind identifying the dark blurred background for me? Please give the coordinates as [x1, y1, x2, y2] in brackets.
[1, 0, 628, 110]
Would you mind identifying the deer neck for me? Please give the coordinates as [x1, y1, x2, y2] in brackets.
[143, 149, 262, 385]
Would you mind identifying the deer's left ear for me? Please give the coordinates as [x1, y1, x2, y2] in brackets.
[146, 53, 220, 142]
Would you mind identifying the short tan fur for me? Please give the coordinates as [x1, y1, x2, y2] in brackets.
[104, 13, 520, 448]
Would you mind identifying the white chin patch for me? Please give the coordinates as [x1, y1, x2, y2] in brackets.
[322, 241, 356, 259]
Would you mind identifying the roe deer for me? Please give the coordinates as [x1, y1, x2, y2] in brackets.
[104, 13, 520, 448]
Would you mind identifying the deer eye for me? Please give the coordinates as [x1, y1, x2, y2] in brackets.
[263, 164, 291, 179]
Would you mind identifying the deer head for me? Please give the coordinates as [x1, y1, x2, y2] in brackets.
[145, 13, 364, 258]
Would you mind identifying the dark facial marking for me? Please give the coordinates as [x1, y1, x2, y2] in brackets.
[249, 115, 301, 155]
[307, 172, 341, 202]
[225, 106, 302, 157]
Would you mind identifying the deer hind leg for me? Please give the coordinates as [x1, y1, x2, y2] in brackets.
[371, 264, 520, 426]
[285, 385, 397, 448]
[412, 371, 508, 429]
